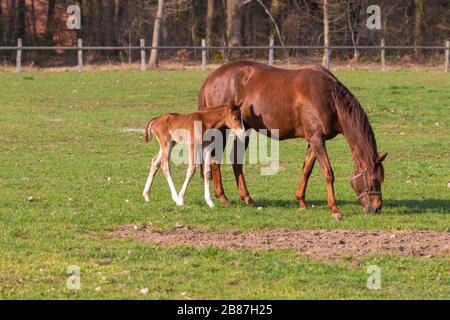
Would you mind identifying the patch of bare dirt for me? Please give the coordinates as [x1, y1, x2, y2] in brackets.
[112, 225, 450, 261]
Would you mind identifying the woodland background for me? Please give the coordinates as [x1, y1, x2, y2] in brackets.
[0, 0, 449, 66]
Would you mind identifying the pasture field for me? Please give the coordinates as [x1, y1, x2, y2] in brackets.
[0, 69, 449, 299]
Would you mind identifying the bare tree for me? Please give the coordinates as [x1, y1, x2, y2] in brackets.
[0, 0, 3, 44]
[270, 0, 282, 39]
[206, 0, 214, 47]
[190, 0, 202, 46]
[414, 0, 424, 58]
[322, 0, 330, 68]
[102, 0, 114, 47]
[347, 0, 362, 61]
[149, 0, 165, 68]
[226, 0, 242, 47]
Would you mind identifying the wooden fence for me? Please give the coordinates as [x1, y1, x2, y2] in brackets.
[2, 37, 449, 73]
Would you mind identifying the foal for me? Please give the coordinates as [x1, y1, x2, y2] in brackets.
[142, 104, 245, 208]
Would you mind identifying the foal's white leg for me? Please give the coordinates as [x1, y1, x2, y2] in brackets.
[177, 164, 196, 206]
[177, 144, 196, 206]
[203, 149, 214, 208]
[161, 143, 180, 205]
[143, 149, 162, 202]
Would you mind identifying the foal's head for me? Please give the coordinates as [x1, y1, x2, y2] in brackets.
[351, 153, 387, 214]
[224, 104, 245, 141]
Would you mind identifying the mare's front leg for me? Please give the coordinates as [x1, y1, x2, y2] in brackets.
[308, 134, 342, 220]
[209, 128, 230, 205]
[296, 144, 316, 209]
[231, 135, 253, 205]
[143, 149, 163, 202]
[203, 148, 215, 208]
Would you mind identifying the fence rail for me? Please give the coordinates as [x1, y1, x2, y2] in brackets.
[2, 37, 449, 73]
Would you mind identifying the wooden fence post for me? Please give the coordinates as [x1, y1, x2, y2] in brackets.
[381, 38, 385, 72]
[268, 36, 274, 66]
[16, 38, 22, 73]
[140, 39, 146, 71]
[445, 40, 449, 73]
[323, 45, 330, 70]
[201, 39, 207, 71]
[77, 39, 83, 72]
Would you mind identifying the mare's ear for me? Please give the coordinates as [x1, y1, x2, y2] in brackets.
[376, 153, 388, 165]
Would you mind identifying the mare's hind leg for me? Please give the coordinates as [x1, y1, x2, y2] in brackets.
[143, 149, 162, 202]
[161, 141, 180, 204]
[296, 144, 316, 209]
[308, 134, 342, 220]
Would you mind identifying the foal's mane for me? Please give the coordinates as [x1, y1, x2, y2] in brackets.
[322, 68, 384, 182]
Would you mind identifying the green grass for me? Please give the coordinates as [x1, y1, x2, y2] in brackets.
[0, 69, 449, 299]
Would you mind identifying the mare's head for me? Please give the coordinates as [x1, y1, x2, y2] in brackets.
[225, 104, 245, 141]
[351, 153, 387, 213]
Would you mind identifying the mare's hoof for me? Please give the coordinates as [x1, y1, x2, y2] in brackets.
[299, 203, 308, 210]
[241, 196, 254, 206]
[332, 212, 343, 220]
[216, 195, 231, 205]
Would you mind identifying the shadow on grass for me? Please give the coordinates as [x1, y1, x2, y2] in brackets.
[253, 198, 450, 215]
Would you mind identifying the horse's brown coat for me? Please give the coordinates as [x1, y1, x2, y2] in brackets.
[198, 61, 386, 218]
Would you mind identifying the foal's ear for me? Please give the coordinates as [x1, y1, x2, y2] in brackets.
[376, 153, 388, 165]
[232, 102, 243, 110]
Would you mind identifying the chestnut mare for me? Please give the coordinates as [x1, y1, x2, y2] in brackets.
[143, 104, 245, 208]
[198, 61, 386, 219]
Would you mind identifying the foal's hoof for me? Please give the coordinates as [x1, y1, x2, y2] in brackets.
[332, 212, 343, 220]
[207, 201, 215, 209]
[176, 199, 184, 206]
[143, 194, 150, 202]
[298, 203, 308, 210]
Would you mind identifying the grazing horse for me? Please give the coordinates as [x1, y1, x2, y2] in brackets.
[198, 61, 387, 219]
[142, 104, 245, 208]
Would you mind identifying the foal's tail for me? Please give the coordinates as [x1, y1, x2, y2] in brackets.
[144, 117, 157, 143]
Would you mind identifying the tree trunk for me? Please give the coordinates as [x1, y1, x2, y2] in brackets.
[347, 0, 362, 61]
[114, 0, 120, 42]
[30, 0, 37, 44]
[226, 0, 241, 47]
[190, 0, 201, 46]
[149, 0, 164, 68]
[102, 0, 114, 47]
[16, 0, 25, 40]
[322, 0, 330, 67]
[270, 0, 282, 38]
[0, 0, 4, 44]
[45, 0, 56, 44]
[6, 0, 16, 43]
[414, 0, 424, 58]
[206, 0, 214, 47]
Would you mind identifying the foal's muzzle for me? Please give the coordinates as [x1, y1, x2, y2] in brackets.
[234, 129, 245, 141]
